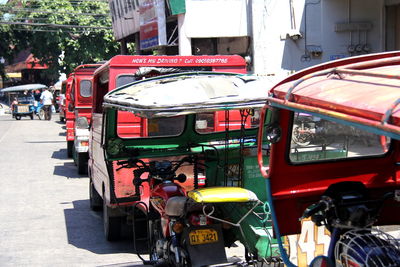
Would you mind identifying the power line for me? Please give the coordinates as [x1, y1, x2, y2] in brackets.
[0, 21, 112, 30]
[10, 27, 109, 34]
[0, 7, 109, 16]
[5, 17, 111, 23]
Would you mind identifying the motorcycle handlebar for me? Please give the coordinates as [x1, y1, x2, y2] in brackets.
[300, 190, 397, 221]
[300, 198, 330, 220]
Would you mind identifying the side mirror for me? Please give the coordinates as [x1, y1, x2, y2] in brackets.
[175, 173, 187, 183]
[68, 103, 74, 112]
[265, 123, 281, 144]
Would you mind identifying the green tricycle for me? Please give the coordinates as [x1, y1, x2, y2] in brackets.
[97, 72, 348, 266]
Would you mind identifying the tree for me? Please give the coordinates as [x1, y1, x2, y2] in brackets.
[0, 0, 120, 83]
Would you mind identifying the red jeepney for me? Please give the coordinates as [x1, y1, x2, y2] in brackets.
[88, 55, 248, 241]
[65, 64, 102, 175]
[65, 72, 75, 157]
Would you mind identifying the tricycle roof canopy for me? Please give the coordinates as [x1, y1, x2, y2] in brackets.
[1, 83, 47, 92]
[103, 72, 272, 118]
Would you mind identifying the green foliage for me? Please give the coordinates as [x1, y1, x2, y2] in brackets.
[0, 0, 120, 82]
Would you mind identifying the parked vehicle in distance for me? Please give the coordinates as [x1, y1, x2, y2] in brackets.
[1, 83, 47, 120]
[65, 64, 102, 175]
[65, 72, 75, 157]
[257, 51, 400, 266]
[12, 96, 36, 120]
[58, 79, 67, 123]
[101, 72, 278, 266]
[71, 64, 102, 174]
[88, 55, 251, 242]
[52, 86, 61, 113]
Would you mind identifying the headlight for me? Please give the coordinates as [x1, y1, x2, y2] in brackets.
[76, 116, 89, 129]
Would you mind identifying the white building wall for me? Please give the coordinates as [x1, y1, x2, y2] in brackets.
[251, 0, 385, 78]
[184, 0, 249, 37]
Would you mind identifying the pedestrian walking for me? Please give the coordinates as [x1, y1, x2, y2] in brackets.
[40, 87, 53, 120]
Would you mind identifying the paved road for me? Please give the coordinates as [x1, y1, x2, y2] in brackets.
[0, 114, 245, 267]
[0, 114, 147, 266]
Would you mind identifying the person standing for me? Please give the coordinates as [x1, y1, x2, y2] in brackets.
[40, 87, 53, 120]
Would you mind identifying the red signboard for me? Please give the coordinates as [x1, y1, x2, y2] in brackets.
[139, 0, 167, 50]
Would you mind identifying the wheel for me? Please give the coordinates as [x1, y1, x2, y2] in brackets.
[15, 115, 21, 120]
[60, 116, 65, 123]
[89, 178, 102, 211]
[67, 141, 73, 158]
[77, 153, 88, 174]
[103, 192, 121, 241]
[30, 113, 34, 120]
[38, 109, 45, 120]
[149, 219, 162, 263]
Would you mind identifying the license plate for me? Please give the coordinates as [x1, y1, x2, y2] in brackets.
[189, 229, 218, 245]
[17, 106, 29, 113]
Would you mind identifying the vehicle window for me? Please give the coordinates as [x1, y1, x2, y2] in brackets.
[116, 75, 136, 88]
[148, 116, 185, 137]
[195, 110, 260, 134]
[116, 113, 185, 139]
[289, 112, 390, 163]
[80, 80, 92, 97]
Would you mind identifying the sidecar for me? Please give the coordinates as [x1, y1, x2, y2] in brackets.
[12, 96, 35, 120]
[257, 51, 400, 266]
[1, 84, 47, 120]
[101, 72, 283, 264]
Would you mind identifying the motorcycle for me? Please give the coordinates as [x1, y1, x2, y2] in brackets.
[300, 182, 400, 266]
[117, 156, 261, 267]
[292, 113, 334, 147]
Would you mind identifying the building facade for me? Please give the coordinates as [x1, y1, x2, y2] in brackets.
[110, 0, 400, 78]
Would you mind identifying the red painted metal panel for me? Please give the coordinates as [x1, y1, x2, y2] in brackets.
[92, 55, 248, 206]
[262, 52, 400, 236]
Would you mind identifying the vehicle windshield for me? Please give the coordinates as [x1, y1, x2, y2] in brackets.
[195, 110, 260, 133]
[17, 96, 34, 104]
[289, 112, 390, 163]
[148, 116, 185, 137]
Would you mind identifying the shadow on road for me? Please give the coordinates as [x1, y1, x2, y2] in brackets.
[97, 263, 151, 267]
[26, 140, 66, 144]
[54, 162, 85, 179]
[52, 148, 69, 160]
[64, 199, 148, 258]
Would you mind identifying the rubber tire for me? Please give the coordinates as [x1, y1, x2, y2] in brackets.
[77, 153, 88, 174]
[89, 178, 102, 211]
[149, 219, 162, 263]
[15, 115, 21, 120]
[60, 117, 65, 123]
[38, 109, 45, 120]
[30, 113, 34, 120]
[103, 193, 121, 241]
[67, 141, 73, 158]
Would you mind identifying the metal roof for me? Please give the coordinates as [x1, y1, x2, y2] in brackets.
[103, 72, 274, 118]
[1, 83, 47, 92]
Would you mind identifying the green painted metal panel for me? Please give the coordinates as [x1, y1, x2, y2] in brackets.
[168, 0, 185, 15]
